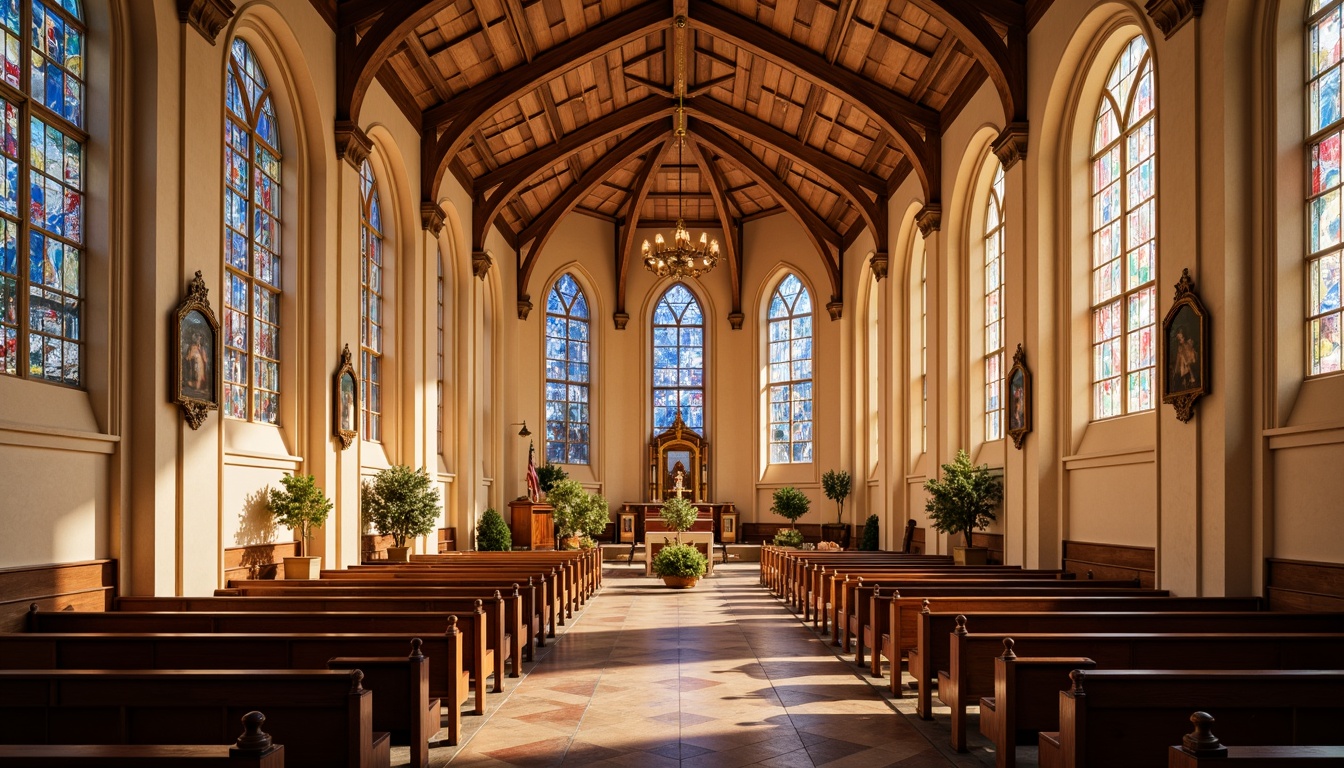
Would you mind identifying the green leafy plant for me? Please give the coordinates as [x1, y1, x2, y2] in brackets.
[770, 486, 811, 526]
[822, 469, 852, 524]
[536, 463, 568, 495]
[361, 465, 442, 548]
[267, 473, 332, 556]
[659, 497, 697, 543]
[861, 514, 880, 551]
[546, 479, 591, 539]
[580, 492, 610, 539]
[577, 534, 597, 550]
[922, 449, 1003, 549]
[773, 528, 804, 548]
[476, 508, 512, 552]
[652, 542, 708, 578]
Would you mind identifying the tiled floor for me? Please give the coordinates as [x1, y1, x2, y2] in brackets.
[420, 561, 988, 768]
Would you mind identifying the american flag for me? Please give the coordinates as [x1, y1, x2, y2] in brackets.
[526, 441, 542, 502]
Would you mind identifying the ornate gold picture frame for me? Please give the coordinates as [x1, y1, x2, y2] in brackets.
[333, 343, 359, 449]
[172, 271, 221, 430]
[1161, 269, 1210, 423]
[1006, 343, 1032, 450]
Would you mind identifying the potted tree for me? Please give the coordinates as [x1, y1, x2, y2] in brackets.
[476, 508, 512, 552]
[652, 497, 708, 588]
[266, 473, 332, 579]
[861, 514, 880, 551]
[536, 463, 567, 497]
[821, 469, 852, 548]
[578, 492, 610, 549]
[922, 449, 1003, 565]
[770, 486, 811, 547]
[361, 465, 442, 562]
[545, 478, 591, 550]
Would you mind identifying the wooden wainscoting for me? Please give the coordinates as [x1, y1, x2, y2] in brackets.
[0, 560, 115, 632]
[970, 532, 1004, 564]
[1266, 558, 1344, 611]
[223, 541, 298, 582]
[1062, 540, 1155, 587]
[740, 523, 860, 547]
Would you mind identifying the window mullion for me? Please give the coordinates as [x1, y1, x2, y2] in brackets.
[15, 5, 30, 380]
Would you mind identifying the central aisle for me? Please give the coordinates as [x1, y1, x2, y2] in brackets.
[441, 562, 963, 768]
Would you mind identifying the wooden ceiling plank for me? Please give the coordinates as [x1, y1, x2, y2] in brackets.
[405, 32, 452, 102]
[337, 0, 458, 126]
[903, 0, 1026, 123]
[624, 73, 675, 97]
[501, 0, 540, 61]
[909, 34, 956, 103]
[687, 72, 735, 98]
[421, 20, 485, 59]
[822, 0, 858, 63]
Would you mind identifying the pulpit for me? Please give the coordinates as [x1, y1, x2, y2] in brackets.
[508, 499, 554, 551]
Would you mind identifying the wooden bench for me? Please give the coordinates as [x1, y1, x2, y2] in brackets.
[407, 549, 602, 601]
[30, 606, 495, 714]
[1038, 670, 1344, 768]
[945, 630, 1344, 754]
[0, 710, 285, 767]
[1169, 711, 1344, 766]
[814, 565, 1035, 627]
[0, 669, 390, 768]
[0, 632, 459, 765]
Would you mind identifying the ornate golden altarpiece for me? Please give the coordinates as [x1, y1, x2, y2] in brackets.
[647, 411, 710, 502]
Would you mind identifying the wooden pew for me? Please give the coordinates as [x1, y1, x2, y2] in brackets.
[1169, 711, 1344, 766]
[0, 710, 285, 767]
[944, 630, 1344, 754]
[1038, 670, 1344, 768]
[208, 584, 519, 680]
[407, 549, 602, 604]
[0, 669, 391, 768]
[29, 606, 495, 714]
[0, 632, 458, 765]
[816, 565, 1035, 628]
[870, 593, 1259, 693]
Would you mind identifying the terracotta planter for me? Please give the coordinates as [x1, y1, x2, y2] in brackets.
[661, 575, 699, 589]
[953, 546, 989, 566]
[386, 546, 411, 562]
[282, 556, 320, 580]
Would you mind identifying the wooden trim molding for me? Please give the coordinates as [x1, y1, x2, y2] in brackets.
[0, 560, 115, 632]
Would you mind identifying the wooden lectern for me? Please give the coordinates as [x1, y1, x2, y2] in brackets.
[508, 499, 554, 550]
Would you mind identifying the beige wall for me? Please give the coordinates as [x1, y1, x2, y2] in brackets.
[0, 0, 1339, 596]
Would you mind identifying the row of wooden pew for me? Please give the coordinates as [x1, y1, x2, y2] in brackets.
[761, 546, 1344, 768]
[0, 549, 602, 768]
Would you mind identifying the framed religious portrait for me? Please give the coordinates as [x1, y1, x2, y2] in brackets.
[333, 343, 359, 449]
[1005, 344, 1032, 450]
[172, 271, 220, 430]
[1160, 269, 1210, 423]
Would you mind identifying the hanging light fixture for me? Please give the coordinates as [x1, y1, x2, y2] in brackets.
[642, 15, 720, 279]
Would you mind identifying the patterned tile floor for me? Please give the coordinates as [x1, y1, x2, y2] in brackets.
[414, 561, 997, 768]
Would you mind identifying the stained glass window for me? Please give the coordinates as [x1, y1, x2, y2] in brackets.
[436, 251, 444, 456]
[222, 39, 281, 423]
[917, 237, 927, 454]
[767, 273, 813, 463]
[544, 273, 590, 464]
[359, 159, 384, 442]
[0, 0, 84, 385]
[1309, 0, 1344, 374]
[653, 283, 704, 431]
[1090, 35, 1157, 420]
[984, 163, 1006, 440]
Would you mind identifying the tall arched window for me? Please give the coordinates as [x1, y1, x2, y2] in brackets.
[544, 273, 590, 464]
[359, 159, 384, 442]
[984, 163, 1006, 440]
[436, 249, 444, 456]
[0, 0, 85, 384]
[652, 283, 704, 431]
[1090, 35, 1157, 419]
[222, 39, 281, 423]
[1309, 0, 1343, 374]
[767, 273, 813, 463]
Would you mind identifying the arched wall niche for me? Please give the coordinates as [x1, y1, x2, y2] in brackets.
[893, 199, 926, 475]
[537, 262, 603, 485]
[755, 261, 820, 487]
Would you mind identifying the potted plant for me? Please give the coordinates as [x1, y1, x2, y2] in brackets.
[861, 514, 880, 551]
[266, 473, 332, 579]
[770, 485, 811, 545]
[652, 496, 708, 587]
[821, 469, 852, 548]
[476, 508, 512, 552]
[361, 465, 442, 562]
[922, 449, 1003, 565]
[579, 492, 610, 545]
[772, 528, 804, 548]
[536, 463, 567, 496]
[545, 478, 590, 550]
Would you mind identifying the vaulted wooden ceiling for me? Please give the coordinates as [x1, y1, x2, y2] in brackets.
[332, 0, 1033, 325]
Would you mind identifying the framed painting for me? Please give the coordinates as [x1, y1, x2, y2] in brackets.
[1006, 344, 1032, 449]
[619, 512, 636, 544]
[1160, 268, 1210, 423]
[172, 271, 220, 430]
[333, 343, 359, 449]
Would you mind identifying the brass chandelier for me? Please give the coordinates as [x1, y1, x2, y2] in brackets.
[642, 15, 719, 279]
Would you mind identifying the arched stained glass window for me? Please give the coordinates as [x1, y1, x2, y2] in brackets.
[222, 39, 281, 423]
[1090, 35, 1157, 419]
[920, 246, 927, 453]
[544, 273, 590, 464]
[652, 283, 704, 431]
[1309, 0, 1344, 374]
[436, 250, 444, 456]
[767, 273, 813, 463]
[0, 0, 85, 385]
[360, 159, 384, 442]
[984, 163, 1006, 440]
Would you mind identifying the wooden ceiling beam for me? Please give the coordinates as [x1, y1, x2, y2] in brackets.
[623, 73, 675, 98]
[687, 73, 735, 98]
[616, 141, 670, 327]
[336, 0, 454, 130]
[500, 0, 538, 62]
[904, 0, 1027, 125]
[823, 0, 859, 64]
[516, 124, 668, 312]
[909, 36, 957, 104]
[422, 1, 672, 201]
[683, 139, 742, 323]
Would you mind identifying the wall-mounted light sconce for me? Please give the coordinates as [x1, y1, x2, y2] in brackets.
[511, 421, 531, 437]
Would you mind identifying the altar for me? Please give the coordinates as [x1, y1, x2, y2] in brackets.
[619, 502, 735, 544]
